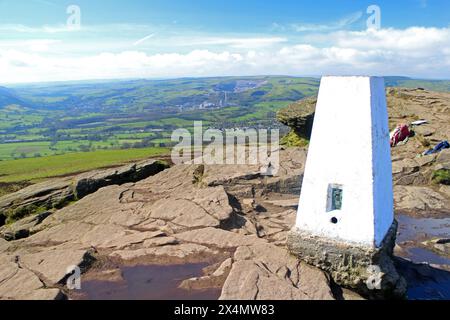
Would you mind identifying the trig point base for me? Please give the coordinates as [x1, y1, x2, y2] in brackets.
[287, 76, 406, 299]
[287, 220, 406, 299]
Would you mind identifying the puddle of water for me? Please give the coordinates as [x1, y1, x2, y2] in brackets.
[396, 214, 450, 265]
[397, 214, 450, 243]
[396, 258, 450, 300]
[406, 247, 450, 265]
[76, 263, 221, 300]
[408, 280, 450, 300]
[396, 214, 450, 299]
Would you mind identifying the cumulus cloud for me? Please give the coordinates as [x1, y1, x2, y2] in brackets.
[0, 26, 449, 84]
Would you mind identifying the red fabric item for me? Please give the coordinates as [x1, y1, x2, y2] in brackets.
[390, 124, 410, 147]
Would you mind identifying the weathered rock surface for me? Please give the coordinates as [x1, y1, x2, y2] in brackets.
[175, 227, 264, 249]
[0, 255, 65, 300]
[394, 185, 450, 216]
[0, 146, 323, 300]
[111, 243, 216, 262]
[392, 156, 435, 186]
[436, 149, 450, 165]
[19, 247, 95, 285]
[0, 211, 51, 241]
[277, 97, 316, 140]
[0, 160, 169, 227]
[264, 198, 299, 208]
[0, 238, 9, 253]
[179, 258, 233, 290]
[220, 243, 335, 300]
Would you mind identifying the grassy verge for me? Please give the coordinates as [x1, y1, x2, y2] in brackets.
[432, 169, 450, 185]
[0, 147, 170, 184]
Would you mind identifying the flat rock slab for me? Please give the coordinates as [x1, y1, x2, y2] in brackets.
[0, 238, 9, 253]
[394, 185, 450, 215]
[264, 198, 299, 208]
[110, 243, 216, 261]
[220, 243, 334, 300]
[19, 247, 95, 284]
[0, 255, 64, 300]
[175, 227, 265, 249]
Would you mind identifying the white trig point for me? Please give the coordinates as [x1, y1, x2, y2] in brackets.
[287, 76, 406, 298]
[296, 76, 393, 247]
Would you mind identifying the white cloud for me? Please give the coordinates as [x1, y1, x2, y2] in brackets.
[27, 39, 61, 52]
[332, 27, 450, 53]
[0, 26, 449, 84]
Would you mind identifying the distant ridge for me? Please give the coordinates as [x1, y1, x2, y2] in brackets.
[0, 76, 448, 112]
[0, 86, 27, 108]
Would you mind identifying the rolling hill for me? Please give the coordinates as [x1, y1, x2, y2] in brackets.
[0, 86, 27, 108]
[0, 75, 448, 161]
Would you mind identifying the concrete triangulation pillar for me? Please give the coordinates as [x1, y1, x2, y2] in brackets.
[287, 76, 407, 299]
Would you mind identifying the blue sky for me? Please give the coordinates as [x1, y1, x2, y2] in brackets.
[0, 0, 449, 83]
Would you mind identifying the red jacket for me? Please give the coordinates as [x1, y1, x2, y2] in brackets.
[390, 124, 410, 147]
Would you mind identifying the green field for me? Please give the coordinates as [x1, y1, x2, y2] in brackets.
[2, 75, 447, 162]
[0, 76, 317, 160]
[0, 75, 448, 190]
[0, 147, 170, 183]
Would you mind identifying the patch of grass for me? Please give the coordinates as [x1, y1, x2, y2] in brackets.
[5, 204, 48, 224]
[0, 182, 32, 197]
[280, 130, 310, 147]
[432, 169, 450, 185]
[0, 147, 170, 183]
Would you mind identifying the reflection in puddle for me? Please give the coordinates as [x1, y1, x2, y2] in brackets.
[397, 215, 450, 243]
[408, 279, 450, 300]
[76, 263, 221, 300]
[396, 258, 450, 300]
[406, 247, 450, 266]
[396, 214, 450, 300]
[396, 214, 450, 265]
